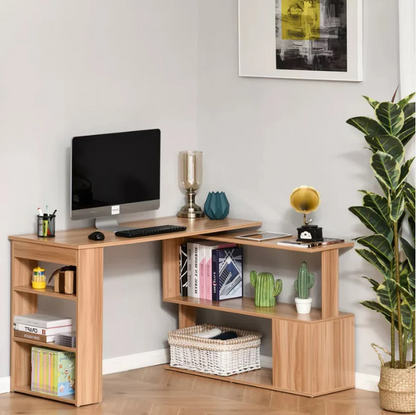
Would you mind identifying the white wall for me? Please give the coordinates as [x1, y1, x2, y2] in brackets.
[0, 0, 198, 378]
[196, 0, 401, 377]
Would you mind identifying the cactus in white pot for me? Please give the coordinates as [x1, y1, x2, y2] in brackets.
[294, 262, 315, 314]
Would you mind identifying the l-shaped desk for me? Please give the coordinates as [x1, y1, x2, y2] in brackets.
[9, 216, 354, 406]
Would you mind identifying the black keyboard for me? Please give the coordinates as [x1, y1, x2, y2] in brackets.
[115, 225, 187, 238]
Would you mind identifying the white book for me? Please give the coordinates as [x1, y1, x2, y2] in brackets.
[13, 323, 73, 336]
[13, 313, 72, 329]
[193, 243, 200, 298]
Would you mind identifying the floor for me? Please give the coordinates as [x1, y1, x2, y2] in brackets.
[0, 365, 412, 415]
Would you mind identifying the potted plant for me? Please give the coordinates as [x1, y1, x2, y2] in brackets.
[347, 91, 415, 413]
[294, 261, 315, 314]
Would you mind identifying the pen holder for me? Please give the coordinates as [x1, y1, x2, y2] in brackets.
[32, 267, 46, 290]
[37, 214, 56, 237]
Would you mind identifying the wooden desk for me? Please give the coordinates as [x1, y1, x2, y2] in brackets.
[9, 216, 355, 405]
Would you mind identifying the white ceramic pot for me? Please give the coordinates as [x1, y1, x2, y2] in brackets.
[295, 297, 312, 314]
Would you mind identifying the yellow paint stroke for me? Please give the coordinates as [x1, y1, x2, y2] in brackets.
[281, 0, 320, 40]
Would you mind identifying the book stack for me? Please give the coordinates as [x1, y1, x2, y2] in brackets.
[13, 313, 73, 344]
[179, 241, 243, 301]
[31, 347, 75, 396]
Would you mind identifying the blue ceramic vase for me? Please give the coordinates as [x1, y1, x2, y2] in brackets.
[204, 192, 230, 220]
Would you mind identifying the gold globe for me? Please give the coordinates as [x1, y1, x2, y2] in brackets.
[290, 186, 321, 215]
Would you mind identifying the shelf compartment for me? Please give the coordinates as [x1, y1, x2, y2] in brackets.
[13, 385, 75, 405]
[164, 365, 276, 390]
[165, 296, 352, 323]
[14, 285, 76, 301]
[13, 337, 76, 353]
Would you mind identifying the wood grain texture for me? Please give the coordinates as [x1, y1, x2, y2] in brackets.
[10, 242, 38, 391]
[162, 238, 186, 300]
[311, 316, 355, 395]
[272, 320, 312, 395]
[321, 250, 339, 319]
[9, 217, 262, 250]
[12, 240, 77, 264]
[198, 231, 354, 254]
[13, 336, 76, 353]
[178, 305, 196, 329]
[14, 284, 76, 301]
[166, 296, 352, 324]
[13, 385, 75, 404]
[75, 248, 104, 407]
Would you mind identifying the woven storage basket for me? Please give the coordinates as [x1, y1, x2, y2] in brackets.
[168, 324, 261, 376]
[372, 344, 415, 413]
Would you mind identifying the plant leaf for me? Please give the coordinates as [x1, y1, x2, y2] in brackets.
[390, 193, 405, 223]
[349, 206, 393, 242]
[375, 102, 405, 136]
[357, 235, 394, 264]
[365, 135, 405, 164]
[409, 216, 415, 243]
[377, 279, 398, 312]
[400, 237, 415, 270]
[401, 303, 413, 330]
[403, 102, 415, 120]
[397, 92, 415, 109]
[375, 176, 390, 198]
[371, 152, 401, 191]
[363, 96, 379, 109]
[400, 261, 412, 290]
[346, 117, 388, 137]
[360, 191, 391, 223]
[408, 271, 415, 290]
[361, 300, 394, 322]
[356, 249, 390, 278]
[361, 276, 381, 292]
[398, 157, 415, 187]
[397, 117, 415, 146]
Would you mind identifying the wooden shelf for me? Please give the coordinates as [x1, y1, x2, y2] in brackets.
[164, 296, 353, 323]
[164, 366, 276, 391]
[13, 385, 75, 404]
[14, 285, 76, 301]
[198, 231, 354, 253]
[13, 337, 76, 353]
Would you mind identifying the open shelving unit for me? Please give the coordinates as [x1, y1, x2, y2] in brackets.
[162, 230, 355, 398]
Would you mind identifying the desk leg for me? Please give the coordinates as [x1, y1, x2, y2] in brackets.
[321, 250, 339, 319]
[76, 248, 103, 407]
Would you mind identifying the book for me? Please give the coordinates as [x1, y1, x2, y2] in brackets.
[199, 244, 206, 300]
[14, 330, 55, 343]
[55, 332, 76, 348]
[14, 314, 72, 329]
[31, 347, 75, 396]
[203, 242, 237, 300]
[187, 243, 194, 297]
[179, 244, 188, 297]
[13, 323, 73, 336]
[190, 242, 201, 298]
[212, 247, 243, 301]
[277, 238, 345, 249]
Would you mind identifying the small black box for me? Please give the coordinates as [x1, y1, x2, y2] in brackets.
[297, 225, 323, 242]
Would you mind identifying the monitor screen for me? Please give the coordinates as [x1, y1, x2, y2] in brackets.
[71, 129, 160, 220]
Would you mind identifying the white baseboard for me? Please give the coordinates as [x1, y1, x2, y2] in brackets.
[0, 350, 380, 395]
[260, 355, 379, 393]
[102, 348, 170, 375]
[0, 377, 10, 395]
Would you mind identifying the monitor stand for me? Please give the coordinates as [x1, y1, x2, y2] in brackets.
[95, 217, 135, 232]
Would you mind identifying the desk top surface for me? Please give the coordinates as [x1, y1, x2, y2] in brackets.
[9, 217, 262, 250]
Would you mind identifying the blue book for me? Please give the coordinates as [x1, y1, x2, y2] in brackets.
[212, 247, 243, 301]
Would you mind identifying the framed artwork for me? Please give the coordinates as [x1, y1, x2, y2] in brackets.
[239, 0, 363, 82]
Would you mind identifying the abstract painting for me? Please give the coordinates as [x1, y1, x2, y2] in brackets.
[239, 0, 362, 81]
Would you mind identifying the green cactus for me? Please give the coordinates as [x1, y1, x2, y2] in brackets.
[294, 262, 315, 299]
[250, 271, 282, 307]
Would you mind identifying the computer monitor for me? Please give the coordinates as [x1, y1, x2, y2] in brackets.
[70, 129, 161, 231]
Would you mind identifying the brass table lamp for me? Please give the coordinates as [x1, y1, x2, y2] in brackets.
[177, 150, 205, 219]
[290, 186, 323, 242]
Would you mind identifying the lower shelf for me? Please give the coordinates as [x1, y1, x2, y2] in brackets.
[13, 385, 75, 404]
[13, 337, 76, 353]
[164, 365, 273, 390]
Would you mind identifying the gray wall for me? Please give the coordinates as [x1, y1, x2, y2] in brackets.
[196, 0, 401, 376]
[0, 0, 198, 378]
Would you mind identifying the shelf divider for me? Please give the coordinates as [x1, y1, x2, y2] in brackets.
[14, 285, 76, 301]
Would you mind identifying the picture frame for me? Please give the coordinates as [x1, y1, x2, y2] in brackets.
[238, 0, 363, 82]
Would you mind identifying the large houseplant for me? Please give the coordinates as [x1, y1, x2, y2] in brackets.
[347, 92, 415, 413]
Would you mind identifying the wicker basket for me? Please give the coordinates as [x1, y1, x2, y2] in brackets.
[372, 344, 415, 413]
[168, 324, 261, 376]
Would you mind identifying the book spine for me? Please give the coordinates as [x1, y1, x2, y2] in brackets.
[187, 243, 194, 297]
[14, 330, 54, 343]
[205, 247, 212, 301]
[199, 245, 205, 300]
[13, 316, 72, 328]
[13, 323, 72, 336]
[212, 249, 219, 301]
[182, 244, 188, 297]
[193, 243, 199, 298]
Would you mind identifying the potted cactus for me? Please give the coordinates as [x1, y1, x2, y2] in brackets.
[294, 262, 315, 314]
[250, 271, 282, 307]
